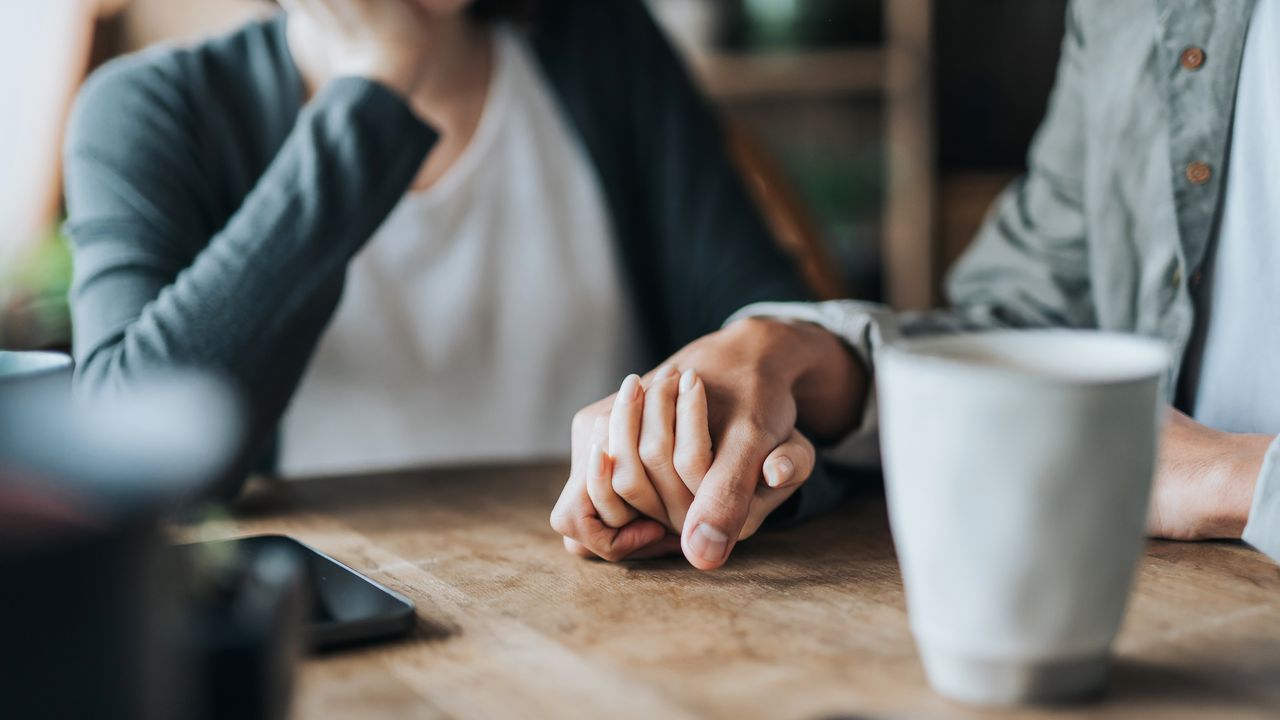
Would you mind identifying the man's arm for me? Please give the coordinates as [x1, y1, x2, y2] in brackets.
[1150, 409, 1280, 563]
[555, 0, 1099, 567]
[720, 0, 1098, 488]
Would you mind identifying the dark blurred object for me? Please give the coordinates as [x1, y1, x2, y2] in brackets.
[0, 367, 305, 720]
[0, 488, 182, 720]
[730, 122, 848, 299]
[933, 0, 1069, 297]
[652, 0, 887, 299]
[936, 0, 1069, 170]
[185, 538, 306, 720]
[719, 0, 882, 51]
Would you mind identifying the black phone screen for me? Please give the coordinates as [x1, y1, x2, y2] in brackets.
[185, 535, 416, 650]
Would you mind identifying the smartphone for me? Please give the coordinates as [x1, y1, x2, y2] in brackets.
[185, 535, 416, 650]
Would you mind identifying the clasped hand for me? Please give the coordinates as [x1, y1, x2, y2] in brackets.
[550, 321, 822, 570]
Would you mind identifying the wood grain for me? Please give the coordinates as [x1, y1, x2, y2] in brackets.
[190, 464, 1280, 720]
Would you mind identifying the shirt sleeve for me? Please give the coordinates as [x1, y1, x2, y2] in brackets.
[1243, 438, 1280, 564]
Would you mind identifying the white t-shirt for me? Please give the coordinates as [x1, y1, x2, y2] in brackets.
[1191, 0, 1280, 433]
[278, 27, 644, 477]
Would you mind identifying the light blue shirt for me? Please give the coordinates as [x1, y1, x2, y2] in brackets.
[1192, 0, 1280, 435]
[732, 0, 1280, 565]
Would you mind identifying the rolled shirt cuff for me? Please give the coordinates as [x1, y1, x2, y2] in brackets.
[724, 300, 893, 467]
[1242, 435, 1280, 565]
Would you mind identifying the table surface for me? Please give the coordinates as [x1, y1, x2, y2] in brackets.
[195, 463, 1280, 720]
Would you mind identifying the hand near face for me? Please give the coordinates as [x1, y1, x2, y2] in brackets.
[280, 0, 437, 99]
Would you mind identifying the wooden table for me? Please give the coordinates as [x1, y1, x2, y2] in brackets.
[195, 464, 1280, 719]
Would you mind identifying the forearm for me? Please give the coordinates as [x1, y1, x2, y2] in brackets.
[70, 78, 436, 417]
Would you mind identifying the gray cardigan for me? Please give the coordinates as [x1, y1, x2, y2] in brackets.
[63, 1, 820, 501]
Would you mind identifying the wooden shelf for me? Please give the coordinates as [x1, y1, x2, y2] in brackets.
[689, 48, 884, 101]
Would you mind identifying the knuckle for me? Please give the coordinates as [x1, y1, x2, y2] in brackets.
[564, 538, 595, 558]
[673, 447, 711, 480]
[638, 437, 673, 470]
[549, 505, 574, 537]
[595, 544, 627, 563]
[611, 472, 647, 503]
[571, 408, 599, 437]
[725, 418, 779, 449]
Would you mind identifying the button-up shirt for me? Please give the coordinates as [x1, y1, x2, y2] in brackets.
[732, 0, 1280, 564]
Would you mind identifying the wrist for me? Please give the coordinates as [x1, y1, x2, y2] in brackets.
[1210, 434, 1269, 538]
[723, 317, 867, 442]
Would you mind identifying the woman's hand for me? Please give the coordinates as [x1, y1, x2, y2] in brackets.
[280, 0, 436, 100]
[549, 403, 681, 563]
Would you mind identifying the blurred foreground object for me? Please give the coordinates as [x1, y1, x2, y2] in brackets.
[0, 358, 302, 720]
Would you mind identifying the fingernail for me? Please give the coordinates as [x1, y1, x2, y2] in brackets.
[679, 368, 698, 394]
[654, 364, 677, 381]
[619, 374, 641, 402]
[766, 456, 794, 488]
[588, 443, 604, 479]
[689, 523, 729, 564]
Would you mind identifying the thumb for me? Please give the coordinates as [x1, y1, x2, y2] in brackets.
[761, 429, 816, 490]
[680, 438, 767, 570]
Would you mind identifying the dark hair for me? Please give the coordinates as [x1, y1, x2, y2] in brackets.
[469, 0, 538, 22]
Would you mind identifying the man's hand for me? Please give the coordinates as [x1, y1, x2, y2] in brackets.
[552, 318, 867, 569]
[1148, 408, 1269, 540]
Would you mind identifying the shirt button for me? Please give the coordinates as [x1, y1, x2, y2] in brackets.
[1186, 161, 1212, 185]
[1170, 266, 1184, 289]
[1180, 46, 1206, 70]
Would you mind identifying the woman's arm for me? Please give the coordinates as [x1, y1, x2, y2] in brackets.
[64, 53, 436, 463]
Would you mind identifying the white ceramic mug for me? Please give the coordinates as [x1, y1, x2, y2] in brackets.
[876, 330, 1168, 706]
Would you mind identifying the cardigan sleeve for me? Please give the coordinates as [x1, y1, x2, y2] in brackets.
[64, 54, 437, 462]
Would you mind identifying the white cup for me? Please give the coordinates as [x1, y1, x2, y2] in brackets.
[876, 330, 1168, 706]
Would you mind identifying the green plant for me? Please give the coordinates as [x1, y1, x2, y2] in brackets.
[1, 224, 73, 350]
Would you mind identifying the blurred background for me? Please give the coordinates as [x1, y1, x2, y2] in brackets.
[0, 0, 1068, 351]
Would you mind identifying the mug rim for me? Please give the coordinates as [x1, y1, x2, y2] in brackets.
[881, 330, 1169, 387]
[0, 351, 74, 383]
